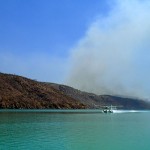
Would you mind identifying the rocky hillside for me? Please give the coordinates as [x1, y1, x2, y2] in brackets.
[0, 72, 150, 109]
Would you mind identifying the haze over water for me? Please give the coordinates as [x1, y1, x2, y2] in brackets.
[0, 110, 150, 150]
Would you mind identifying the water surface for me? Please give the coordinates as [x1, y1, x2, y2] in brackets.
[0, 110, 150, 150]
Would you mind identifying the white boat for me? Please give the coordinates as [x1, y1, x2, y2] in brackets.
[102, 105, 117, 113]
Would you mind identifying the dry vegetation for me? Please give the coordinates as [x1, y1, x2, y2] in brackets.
[0, 73, 150, 109]
[0, 73, 87, 109]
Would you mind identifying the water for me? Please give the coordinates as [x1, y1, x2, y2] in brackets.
[0, 110, 150, 150]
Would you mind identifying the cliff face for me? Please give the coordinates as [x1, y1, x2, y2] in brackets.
[0, 73, 86, 109]
[0, 73, 150, 109]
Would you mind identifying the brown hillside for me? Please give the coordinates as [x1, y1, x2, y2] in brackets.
[49, 83, 150, 110]
[0, 73, 150, 110]
[0, 73, 87, 109]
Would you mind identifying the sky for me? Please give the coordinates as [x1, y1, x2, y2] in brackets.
[1, 0, 150, 99]
[0, 0, 110, 82]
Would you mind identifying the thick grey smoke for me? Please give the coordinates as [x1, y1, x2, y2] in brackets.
[66, 0, 150, 99]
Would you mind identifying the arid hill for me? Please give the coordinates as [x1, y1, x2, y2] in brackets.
[0, 73, 86, 109]
[0, 72, 150, 109]
[48, 83, 150, 110]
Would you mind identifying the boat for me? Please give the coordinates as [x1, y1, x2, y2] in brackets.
[102, 105, 116, 113]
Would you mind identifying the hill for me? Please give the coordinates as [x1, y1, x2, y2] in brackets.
[0, 73, 150, 109]
[48, 83, 150, 110]
[0, 73, 86, 109]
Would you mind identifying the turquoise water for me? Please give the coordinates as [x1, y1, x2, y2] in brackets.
[0, 110, 150, 150]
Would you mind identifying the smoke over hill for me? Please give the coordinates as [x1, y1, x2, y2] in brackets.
[67, 0, 150, 99]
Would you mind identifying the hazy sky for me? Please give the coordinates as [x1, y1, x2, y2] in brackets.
[0, 0, 110, 82]
[1, 0, 150, 99]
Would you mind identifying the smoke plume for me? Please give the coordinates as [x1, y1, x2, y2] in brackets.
[66, 0, 150, 99]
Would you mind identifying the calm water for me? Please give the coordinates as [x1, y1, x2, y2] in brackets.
[0, 110, 150, 150]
